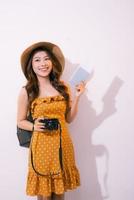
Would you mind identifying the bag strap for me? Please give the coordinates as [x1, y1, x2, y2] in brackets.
[30, 120, 63, 177]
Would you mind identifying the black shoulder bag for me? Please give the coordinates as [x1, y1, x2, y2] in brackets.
[16, 111, 34, 148]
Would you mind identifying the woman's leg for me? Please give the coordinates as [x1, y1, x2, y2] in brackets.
[37, 195, 43, 200]
[52, 193, 65, 200]
[43, 197, 52, 200]
[37, 195, 52, 200]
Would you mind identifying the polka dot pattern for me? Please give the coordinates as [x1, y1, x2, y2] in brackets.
[26, 94, 80, 197]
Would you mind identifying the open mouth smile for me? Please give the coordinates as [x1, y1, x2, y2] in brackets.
[39, 67, 49, 71]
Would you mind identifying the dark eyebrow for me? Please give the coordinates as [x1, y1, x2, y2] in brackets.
[33, 55, 50, 59]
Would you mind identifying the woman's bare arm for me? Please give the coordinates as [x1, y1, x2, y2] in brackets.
[17, 87, 47, 132]
[66, 95, 80, 123]
[66, 81, 86, 123]
[17, 87, 34, 131]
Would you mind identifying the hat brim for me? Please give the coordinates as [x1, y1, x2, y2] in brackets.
[21, 41, 65, 78]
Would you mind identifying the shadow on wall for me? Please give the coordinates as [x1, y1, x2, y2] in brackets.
[62, 59, 124, 200]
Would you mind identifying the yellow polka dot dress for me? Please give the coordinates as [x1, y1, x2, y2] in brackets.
[26, 95, 80, 197]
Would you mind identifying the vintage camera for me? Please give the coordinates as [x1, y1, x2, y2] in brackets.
[40, 118, 59, 130]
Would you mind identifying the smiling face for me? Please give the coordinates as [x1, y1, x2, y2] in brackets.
[32, 50, 53, 78]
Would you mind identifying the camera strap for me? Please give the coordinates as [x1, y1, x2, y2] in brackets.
[30, 120, 63, 177]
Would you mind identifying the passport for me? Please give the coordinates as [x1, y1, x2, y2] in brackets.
[69, 65, 92, 87]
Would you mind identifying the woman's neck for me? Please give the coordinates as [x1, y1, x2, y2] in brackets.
[37, 76, 51, 88]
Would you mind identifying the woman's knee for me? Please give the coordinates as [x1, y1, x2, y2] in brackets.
[37, 195, 52, 200]
[37, 195, 43, 200]
[52, 193, 65, 200]
[43, 197, 52, 200]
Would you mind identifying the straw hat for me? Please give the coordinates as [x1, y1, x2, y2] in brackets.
[20, 41, 65, 78]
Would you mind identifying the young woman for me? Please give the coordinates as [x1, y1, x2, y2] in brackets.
[17, 41, 86, 200]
